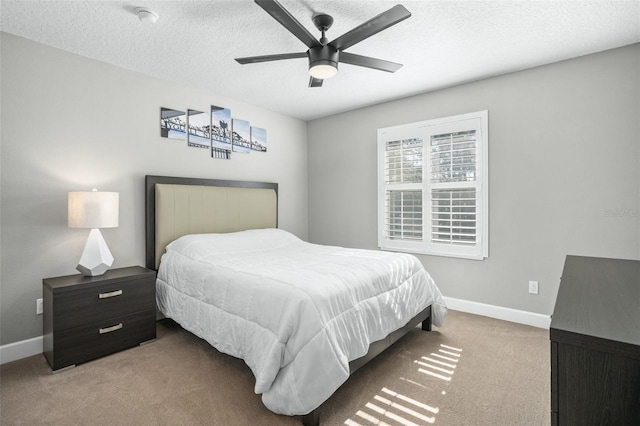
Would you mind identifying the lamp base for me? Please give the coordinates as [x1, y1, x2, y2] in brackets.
[76, 228, 114, 276]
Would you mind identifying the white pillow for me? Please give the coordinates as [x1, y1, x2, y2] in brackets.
[166, 228, 301, 260]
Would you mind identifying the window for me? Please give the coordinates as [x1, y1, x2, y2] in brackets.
[377, 111, 488, 260]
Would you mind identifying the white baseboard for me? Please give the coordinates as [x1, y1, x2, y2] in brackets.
[443, 296, 551, 329]
[0, 336, 43, 365]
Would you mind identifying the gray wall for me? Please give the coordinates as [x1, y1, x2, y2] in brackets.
[0, 33, 308, 345]
[308, 43, 640, 316]
[2, 32, 638, 347]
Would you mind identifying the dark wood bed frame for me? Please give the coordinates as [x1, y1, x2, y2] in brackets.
[144, 175, 432, 426]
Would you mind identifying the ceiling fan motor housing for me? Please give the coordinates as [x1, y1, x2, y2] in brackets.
[308, 45, 339, 71]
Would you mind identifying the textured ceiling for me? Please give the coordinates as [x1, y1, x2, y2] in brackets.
[1, 0, 639, 121]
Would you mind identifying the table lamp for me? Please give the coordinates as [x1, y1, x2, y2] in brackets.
[68, 189, 119, 276]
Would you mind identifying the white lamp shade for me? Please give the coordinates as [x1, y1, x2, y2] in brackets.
[68, 191, 119, 228]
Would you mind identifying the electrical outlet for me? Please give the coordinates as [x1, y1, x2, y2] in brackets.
[528, 280, 539, 295]
[36, 298, 43, 315]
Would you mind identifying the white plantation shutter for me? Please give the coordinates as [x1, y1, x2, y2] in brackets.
[385, 138, 422, 184]
[430, 130, 477, 184]
[386, 190, 422, 241]
[431, 188, 477, 245]
[379, 136, 424, 252]
[427, 128, 481, 257]
[378, 111, 488, 259]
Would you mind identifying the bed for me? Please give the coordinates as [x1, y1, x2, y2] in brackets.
[145, 175, 446, 425]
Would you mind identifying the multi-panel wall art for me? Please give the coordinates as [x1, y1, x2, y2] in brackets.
[210, 105, 232, 159]
[160, 104, 267, 160]
[232, 119, 251, 154]
[251, 127, 267, 152]
[160, 108, 186, 140]
[187, 109, 209, 149]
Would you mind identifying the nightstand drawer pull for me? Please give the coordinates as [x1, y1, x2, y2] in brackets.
[99, 290, 123, 299]
[99, 323, 123, 334]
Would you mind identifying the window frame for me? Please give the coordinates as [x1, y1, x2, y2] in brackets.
[377, 110, 489, 260]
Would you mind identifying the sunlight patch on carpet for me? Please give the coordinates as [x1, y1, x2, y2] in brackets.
[344, 343, 463, 425]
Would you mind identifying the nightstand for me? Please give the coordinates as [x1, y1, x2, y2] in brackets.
[43, 266, 156, 371]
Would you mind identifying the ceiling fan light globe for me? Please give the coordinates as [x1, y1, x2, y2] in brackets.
[309, 64, 338, 79]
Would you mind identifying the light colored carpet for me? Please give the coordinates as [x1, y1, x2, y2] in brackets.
[0, 310, 550, 425]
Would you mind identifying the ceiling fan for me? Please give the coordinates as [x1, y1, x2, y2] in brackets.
[235, 0, 411, 87]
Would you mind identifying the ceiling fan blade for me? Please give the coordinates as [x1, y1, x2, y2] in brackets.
[255, 0, 321, 49]
[329, 5, 411, 51]
[235, 52, 307, 64]
[309, 76, 324, 87]
[339, 52, 402, 73]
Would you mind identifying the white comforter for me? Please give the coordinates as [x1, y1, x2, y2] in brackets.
[156, 228, 446, 416]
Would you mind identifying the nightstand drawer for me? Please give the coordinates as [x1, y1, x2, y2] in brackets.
[49, 310, 156, 371]
[52, 276, 155, 331]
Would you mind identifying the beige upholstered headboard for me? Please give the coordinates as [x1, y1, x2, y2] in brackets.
[145, 176, 278, 270]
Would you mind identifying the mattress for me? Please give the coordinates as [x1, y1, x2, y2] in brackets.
[156, 228, 446, 415]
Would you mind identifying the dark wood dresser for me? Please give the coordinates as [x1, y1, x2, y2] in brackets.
[550, 255, 640, 425]
[43, 266, 156, 371]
